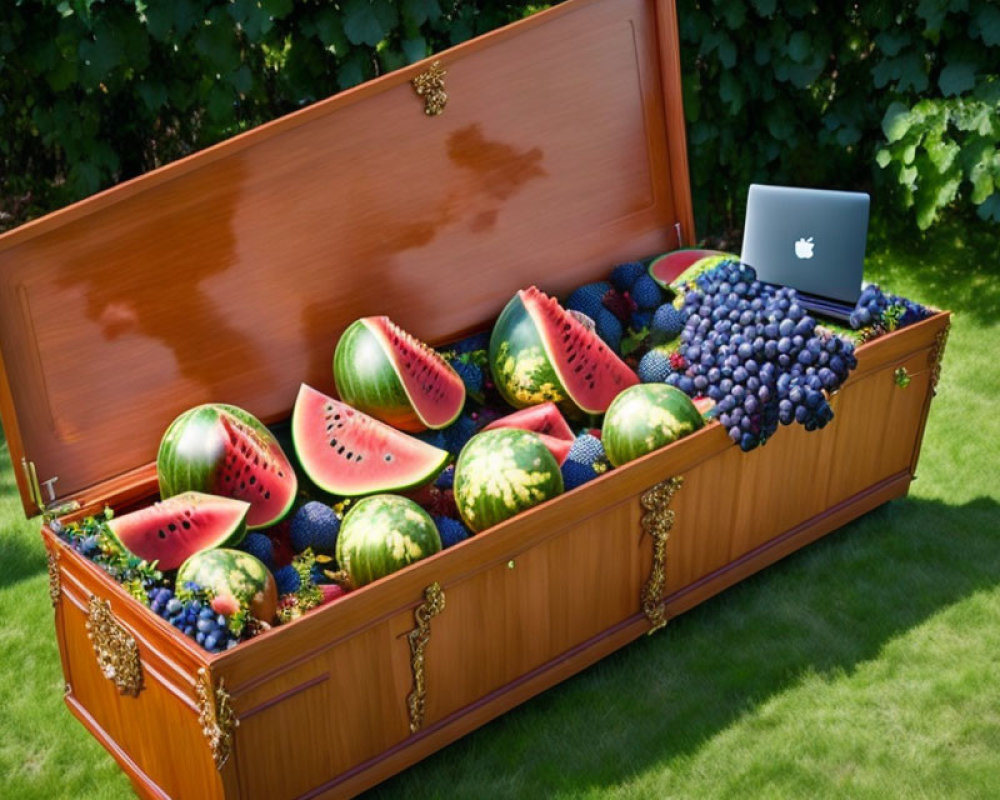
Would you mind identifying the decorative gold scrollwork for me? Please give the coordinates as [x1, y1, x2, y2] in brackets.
[639, 476, 684, 634]
[407, 581, 446, 733]
[195, 668, 238, 770]
[86, 596, 143, 696]
[411, 61, 448, 116]
[929, 322, 950, 395]
[47, 549, 61, 607]
[894, 366, 911, 388]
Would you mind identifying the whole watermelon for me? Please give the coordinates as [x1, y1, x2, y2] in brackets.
[336, 495, 441, 588]
[453, 429, 563, 533]
[176, 548, 278, 623]
[602, 384, 704, 467]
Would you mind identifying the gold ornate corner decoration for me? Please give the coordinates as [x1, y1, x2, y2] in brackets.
[929, 322, 950, 394]
[406, 581, 446, 734]
[411, 61, 447, 116]
[86, 596, 143, 696]
[195, 668, 238, 770]
[894, 366, 911, 389]
[47, 549, 61, 607]
[639, 476, 684, 634]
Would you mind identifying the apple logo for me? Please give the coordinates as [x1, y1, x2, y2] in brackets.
[795, 236, 815, 259]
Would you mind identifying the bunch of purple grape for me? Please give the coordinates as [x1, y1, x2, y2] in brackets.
[147, 585, 240, 653]
[849, 284, 931, 331]
[664, 260, 857, 451]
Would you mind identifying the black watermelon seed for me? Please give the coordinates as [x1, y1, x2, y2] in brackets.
[182, 521, 190, 530]
[264, 491, 270, 500]
[158, 530, 166, 539]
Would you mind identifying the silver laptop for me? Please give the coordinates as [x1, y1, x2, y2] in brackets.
[740, 184, 869, 319]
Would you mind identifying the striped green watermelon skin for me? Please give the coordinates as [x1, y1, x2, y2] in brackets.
[176, 548, 278, 622]
[454, 429, 563, 533]
[602, 384, 705, 467]
[106, 492, 249, 570]
[336, 495, 441, 588]
[333, 317, 465, 432]
[157, 403, 297, 530]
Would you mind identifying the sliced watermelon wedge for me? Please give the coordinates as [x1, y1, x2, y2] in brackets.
[518, 286, 638, 416]
[291, 384, 449, 497]
[334, 317, 465, 432]
[648, 249, 726, 289]
[484, 402, 574, 464]
[107, 491, 250, 570]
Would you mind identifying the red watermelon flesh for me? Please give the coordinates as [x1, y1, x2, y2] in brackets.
[291, 384, 449, 497]
[484, 402, 574, 464]
[483, 402, 574, 442]
[365, 317, 466, 429]
[107, 491, 250, 570]
[521, 287, 638, 416]
[648, 249, 724, 288]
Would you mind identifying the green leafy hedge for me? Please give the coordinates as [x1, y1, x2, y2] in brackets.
[1, 0, 997, 234]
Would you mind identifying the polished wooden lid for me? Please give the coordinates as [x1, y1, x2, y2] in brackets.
[0, 0, 692, 514]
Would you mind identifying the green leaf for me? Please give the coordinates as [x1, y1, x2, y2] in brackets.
[976, 193, 1000, 222]
[402, 0, 441, 28]
[261, 0, 293, 19]
[903, 143, 918, 165]
[716, 35, 737, 69]
[873, 53, 929, 93]
[337, 50, 368, 89]
[401, 36, 427, 64]
[719, 0, 746, 30]
[230, 64, 254, 94]
[876, 148, 893, 168]
[229, 0, 274, 40]
[315, 8, 349, 52]
[765, 104, 795, 141]
[343, 0, 399, 47]
[915, 0, 947, 34]
[751, 0, 777, 18]
[788, 31, 811, 63]
[78, 31, 123, 84]
[719, 71, 743, 113]
[136, 79, 167, 111]
[970, 157, 995, 204]
[971, 3, 1000, 46]
[875, 30, 910, 57]
[882, 101, 913, 143]
[938, 62, 977, 96]
[927, 137, 960, 173]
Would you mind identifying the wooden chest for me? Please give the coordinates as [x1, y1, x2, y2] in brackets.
[0, 0, 949, 797]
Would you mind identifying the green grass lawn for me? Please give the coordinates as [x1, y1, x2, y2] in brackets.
[1, 215, 998, 798]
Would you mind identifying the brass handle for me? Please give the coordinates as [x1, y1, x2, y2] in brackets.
[407, 582, 446, 733]
[86, 596, 143, 696]
[639, 476, 684, 634]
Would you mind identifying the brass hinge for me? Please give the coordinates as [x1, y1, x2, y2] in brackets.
[20, 459, 74, 517]
[21, 458, 43, 510]
[195, 668, 238, 770]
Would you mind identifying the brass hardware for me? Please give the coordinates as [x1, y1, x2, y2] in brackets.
[929, 322, 950, 395]
[411, 61, 448, 116]
[507, 560, 516, 570]
[21, 458, 43, 510]
[86, 596, 143, 696]
[47, 550, 61, 607]
[195, 668, 238, 770]
[406, 581, 446, 733]
[639, 476, 684, 634]
[894, 366, 911, 388]
[40, 475, 59, 504]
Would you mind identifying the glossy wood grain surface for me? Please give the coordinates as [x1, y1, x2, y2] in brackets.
[0, 0, 691, 514]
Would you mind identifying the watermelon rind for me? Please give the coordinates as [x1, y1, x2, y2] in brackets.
[335, 495, 441, 588]
[291, 384, 449, 497]
[176, 547, 277, 623]
[157, 403, 297, 530]
[602, 384, 705, 467]
[453, 429, 564, 533]
[333, 317, 465, 432]
[106, 491, 250, 571]
[648, 249, 725, 289]
[489, 287, 638, 417]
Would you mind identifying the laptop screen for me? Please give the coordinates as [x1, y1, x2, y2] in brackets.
[740, 184, 869, 305]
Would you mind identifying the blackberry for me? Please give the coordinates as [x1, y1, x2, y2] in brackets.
[565, 281, 612, 322]
[567, 434, 606, 466]
[239, 532, 275, 569]
[444, 413, 478, 456]
[637, 347, 673, 383]
[610, 261, 646, 292]
[452, 359, 484, 395]
[561, 460, 599, 491]
[273, 564, 302, 596]
[435, 464, 455, 489]
[434, 516, 471, 549]
[595, 308, 623, 353]
[631, 274, 663, 310]
[650, 304, 685, 344]
[290, 501, 340, 556]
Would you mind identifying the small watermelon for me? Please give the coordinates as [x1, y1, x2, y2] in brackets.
[489, 286, 638, 417]
[291, 384, 449, 497]
[453, 429, 564, 533]
[336, 495, 442, 588]
[602, 384, 705, 467]
[177, 548, 278, 623]
[333, 316, 466, 432]
[648, 249, 727, 289]
[157, 403, 297, 530]
[667, 252, 740, 291]
[107, 491, 249, 570]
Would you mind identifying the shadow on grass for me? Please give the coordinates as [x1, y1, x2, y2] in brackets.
[363, 492, 1000, 798]
[0, 428, 45, 589]
[867, 213, 1000, 324]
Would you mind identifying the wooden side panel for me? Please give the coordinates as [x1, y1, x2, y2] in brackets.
[421, 499, 644, 726]
[230, 617, 413, 800]
[57, 575, 221, 800]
